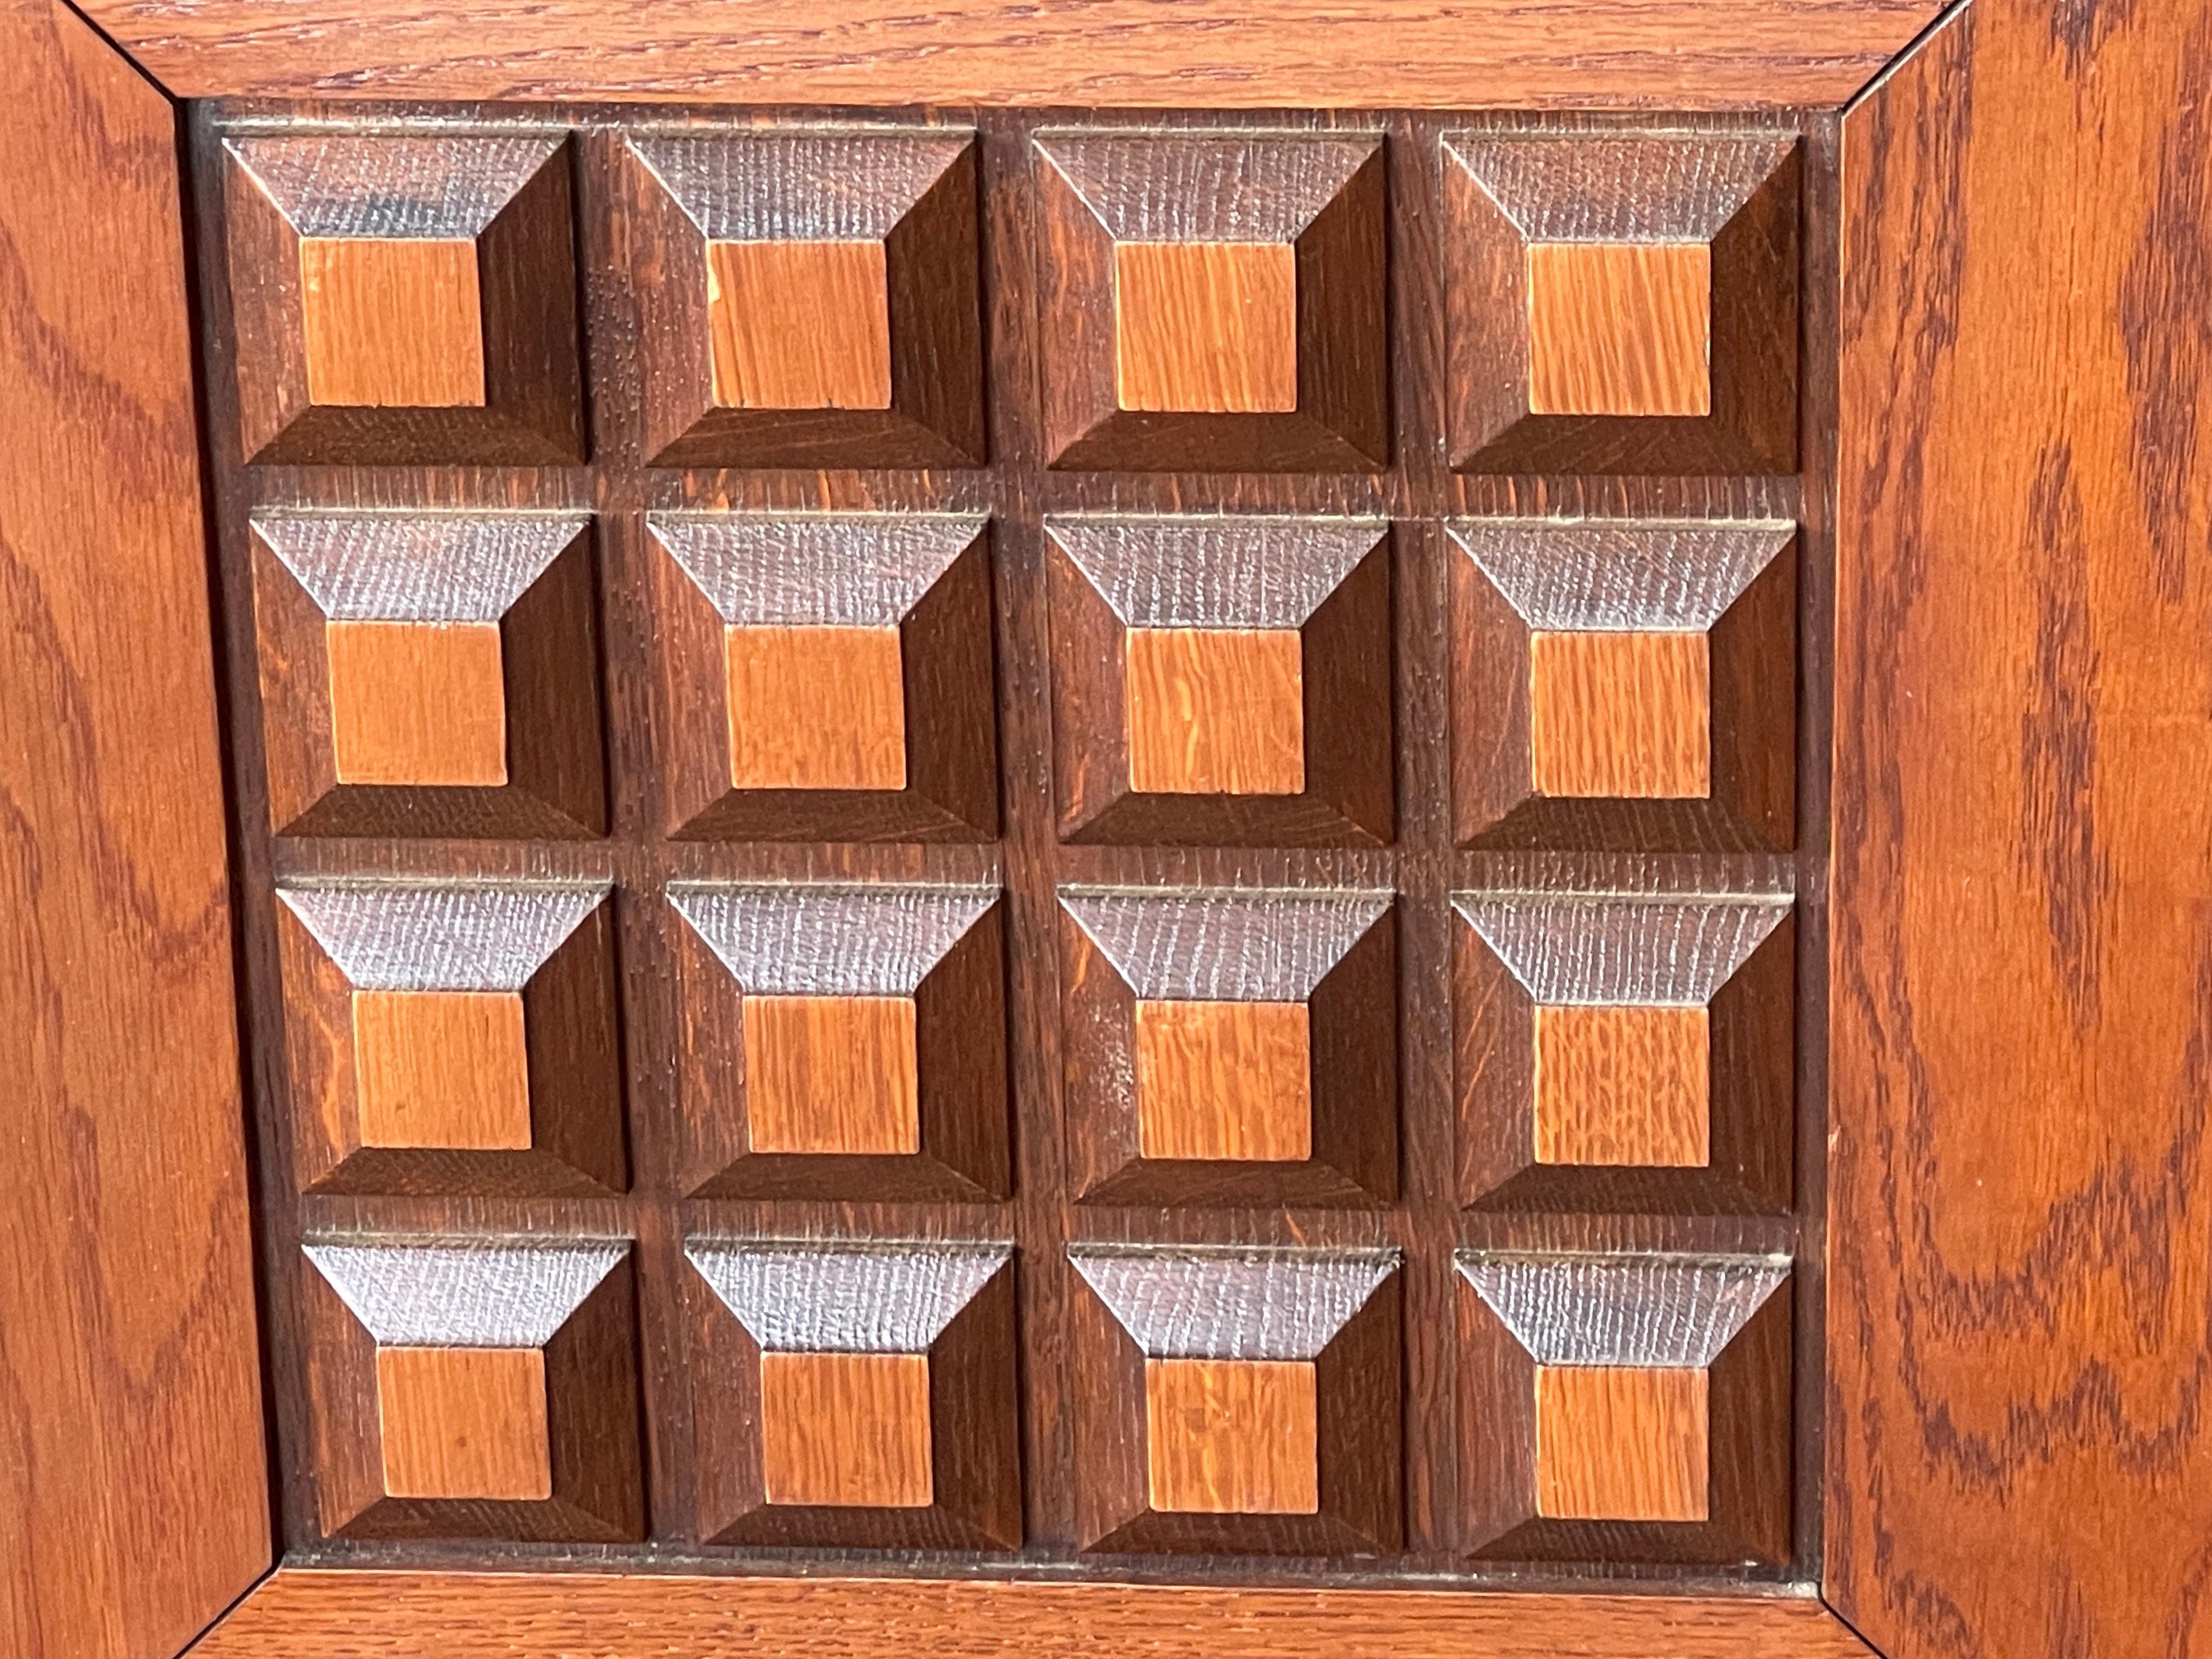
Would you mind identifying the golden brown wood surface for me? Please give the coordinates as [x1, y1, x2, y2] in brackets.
[759, 1351, 936, 1508]
[298, 236, 485, 409]
[1525, 243, 1713, 419]
[1527, 629, 1712, 801]
[374, 1347, 553, 1501]
[1533, 1005, 1711, 1169]
[740, 993, 922, 1156]
[0, 1, 269, 1652]
[193, 1571, 1873, 1656]
[1831, 0, 2212, 1653]
[1112, 241, 1298, 415]
[1534, 1365, 1708, 1523]
[350, 990, 533, 1151]
[325, 619, 509, 786]
[1145, 1358, 1320, 1516]
[86, 0, 1945, 107]
[705, 239, 894, 411]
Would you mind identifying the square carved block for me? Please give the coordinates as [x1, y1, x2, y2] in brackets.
[1047, 516, 1391, 845]
[625, 131, 984, 467]
[1533, 1365, 1709, 1523]
[652, 514, 997, 841]
[1442, 133, 1799, 473]
[1456, 1252, 1789, 1563]
[1069, 1246, 1400, 1554]
[300, 1239, 643, 1542]
[251, 512, 606, 839]
[276, 882, 625, 1196]
[1036, 131, 1387, 471]
[223, 134, 584, 464]
[1060, 888, 1396, 1206]
[375, 1346, 552, 1501]
[685, 1242, 1020, 1547]
[1145, 1359, 1320, 1515]
[1453, 892, 1793, 1213]
[1449, 518, 1796, 850]
[1525, 242, 1713, 419]
[669, 883, 1009, 1201]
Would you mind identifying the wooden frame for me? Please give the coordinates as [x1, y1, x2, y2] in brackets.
[5, 0, 2203, 1655]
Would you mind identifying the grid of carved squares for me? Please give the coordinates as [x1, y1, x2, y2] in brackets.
[297, 1231, 1787, 1558]
[278, 877, 1793, 1556]
[249, 511, 1794, 849]
[220, 125, 1797, 472]
[232, 115, 1804, 1567]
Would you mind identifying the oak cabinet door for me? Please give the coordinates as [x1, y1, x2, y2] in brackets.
[5, 0, 2207, 1657]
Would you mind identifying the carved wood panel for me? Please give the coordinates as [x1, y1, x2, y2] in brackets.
[196, 104, 1829, 1586]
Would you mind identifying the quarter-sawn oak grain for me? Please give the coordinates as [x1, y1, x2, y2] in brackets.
[1830, 0, 2212, 1654]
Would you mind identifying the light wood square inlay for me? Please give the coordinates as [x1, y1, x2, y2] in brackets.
[375, 1345, 552, 1501]
[725, 624, 908, 792]
[352, 989, 534, 1152]
[743, 994, 921, 1156]
[1525, 241, 1712, 418]
[1533, 1003, 1711, 1168]
[1134, 999, 1313, 1163]
[326, 619, 509, 788]
[1124, 627, 1305, 796]
[1535, 1364, 1710, 1522]
[299, 237, 487, 409]
[1112, 241, 1299, 414]
[760, 1350, 934, 1508]
[707, 239, 894, 411]
[1145, 1358, 1319, 1515]
[1529, 629, 1711, 800]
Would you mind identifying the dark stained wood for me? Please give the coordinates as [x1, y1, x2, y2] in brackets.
[0, 2, 270, 1653]
[1829, 0, 2212, 1654]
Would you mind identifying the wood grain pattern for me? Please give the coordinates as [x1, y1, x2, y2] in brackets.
[1526, 242, 1711, 418]
[1450, 520, 1793, 849]
[1112, 241, 1298, 414]
[375, 1346, 552, 1501]
[1529, 629, 1712, 800]
[0, 3, 269, 1651]
[1123, 628, 1305, 796]
[627, 135, 983, 467]
[299, 236, 485, 407]
[1831, 0, 2212, 1653]
[326, 619, 509, 787]
[1145, 1358, 1319, 1515]
[92, 0, 1944, 107]
[707, 239, 892, 411]
[195, 1571, 1876, 1657]
[1134, 999, 1313, 1163]
[760, 1351, 935, 1508]
[1443, 134, 1798, 474]
[741, 994, 922, 1156]
[1535, 1365, 1708, 1522]
[724, 624, 908, 791]
[223, 134, 585, 464]
[1036, 132, 1387, 472]
[1533, 1004, 1711, 1168]
[352, 990, 534, 1151]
